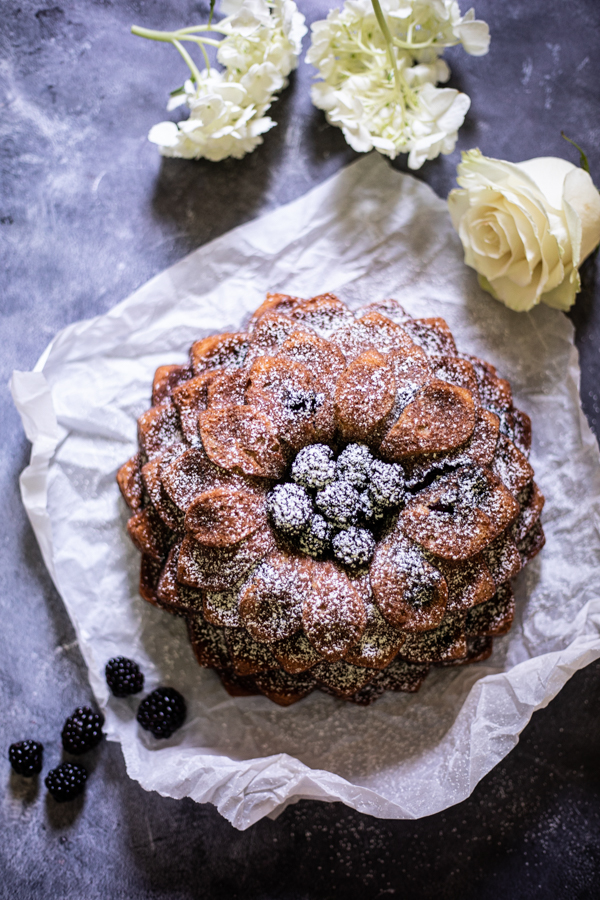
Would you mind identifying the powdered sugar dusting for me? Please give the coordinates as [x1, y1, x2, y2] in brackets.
[118, 289, 545, 706]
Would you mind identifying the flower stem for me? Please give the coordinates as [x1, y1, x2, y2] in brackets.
[561, 131, 591, 174]
[131, 25, 221, 45]
[180, 35, 221, 47]
[178, 25, 228, 36]
[172, 38, 204, 84]
[193, 38, 211, 75]
[370, 0, 403, 105]
[131, 23, 223, 84]
[131, 24, 171, 42]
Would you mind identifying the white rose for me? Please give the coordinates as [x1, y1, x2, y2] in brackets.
[448, 148, 600, 311]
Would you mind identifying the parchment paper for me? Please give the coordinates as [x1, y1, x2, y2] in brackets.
[10, 154, 600, 830]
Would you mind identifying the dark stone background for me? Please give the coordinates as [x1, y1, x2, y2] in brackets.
[2, 1, 600, 897]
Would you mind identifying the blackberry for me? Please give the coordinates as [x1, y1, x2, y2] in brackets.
[315, 480, 361, 527]
[332, 526, 376, 568]
[369, 459, 405, 507]
[61, 707, 104, 755]
[358, 491, 386, 523]
[8, 740, 43, 777]
[136, 687, 186, 739]
[45, 762, 87, 802]
[105, 656, 145, 697]
[290, 444, 336, 491]
[336, 443, 373, 490]
[298, 514, 332, 558]
[267, 483, 313, 535]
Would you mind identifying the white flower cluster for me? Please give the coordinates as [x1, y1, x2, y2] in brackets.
[307, 0, 490, 169]
[147, 0, 306, 162]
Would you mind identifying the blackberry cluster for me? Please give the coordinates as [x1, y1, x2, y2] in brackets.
[6, 659, 185, 803]
[61, 707, 104, 755]
[336, 444, 372, 489]
[316, 479, 362, 527]
[8, 740, 43, 777]
[8, 711, 99, 802]
[370, 458, 405, 506]
[267, 442, 406, 569]
[136, 687, 187, 739]
[45, 762, 88, 802]
[105, 656, 145, 697]
[105, 658, 186, 739]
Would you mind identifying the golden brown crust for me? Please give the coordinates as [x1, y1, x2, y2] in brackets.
[239, 551, 309, 643]
[190, 333, 249, 376]
[380, 379, 476, 459]
[370, 531, 449, 632]
[119, 292, 545, 705]
[117, 453, 144, 511]
[334, 349, 397, 443]
[199, 405, 288, 478]
[302, 562, 367, 662]
[138, 401, 183, 459]
[152, 364, 193, 406]
[185, 486, 267, 547]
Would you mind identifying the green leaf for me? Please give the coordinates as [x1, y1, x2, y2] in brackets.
[561, 131, 591, 174]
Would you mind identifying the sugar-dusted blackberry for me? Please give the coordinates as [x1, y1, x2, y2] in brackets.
[336, 443, 373, 490]
[267, 483, 313, 535]
[369, 459, 405, 507]
[105, 656, 145, 697]
[332, 526, 376, 568]
[315, 480, 361, 527]
[45, 761, 87, 802]
[61, 707, 104, 755]
[8, 740, 43, 777]
[298, 514, 332, 558]
[290, 444, 336, 491]
[136, 687, 186, 739]
[358, 491, 386, 523]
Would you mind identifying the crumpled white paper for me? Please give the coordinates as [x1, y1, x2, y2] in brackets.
[10, 154, 600, 830]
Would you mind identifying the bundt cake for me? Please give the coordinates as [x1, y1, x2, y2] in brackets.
[117, 293, 545, 706]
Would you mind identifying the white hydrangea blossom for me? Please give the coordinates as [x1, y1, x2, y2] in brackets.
[149, 75, 277, 162]
[307, 0, 489, 169]
[219, 0, 306, 75]
[138, 0, 306, 162]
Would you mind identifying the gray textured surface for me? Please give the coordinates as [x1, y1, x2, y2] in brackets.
[1, 1, 600, 898]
